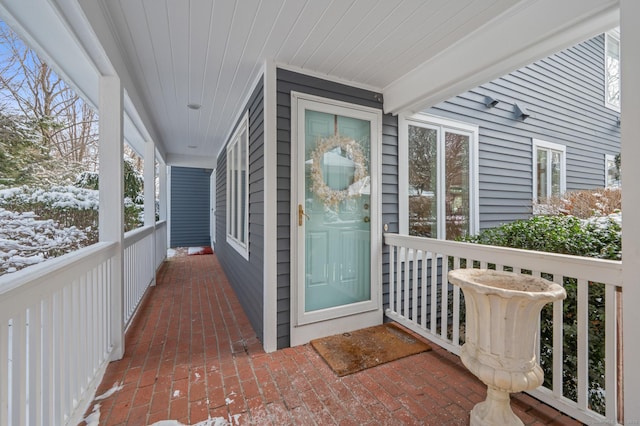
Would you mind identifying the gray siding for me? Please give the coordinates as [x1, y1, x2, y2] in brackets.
[216, 79, 265, 343]
[426, 34, 620, 229]
[170, 166, 212, 247]
[276, 68, 398, 349]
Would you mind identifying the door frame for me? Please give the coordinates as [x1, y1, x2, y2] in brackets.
[290, 91, 383, 346]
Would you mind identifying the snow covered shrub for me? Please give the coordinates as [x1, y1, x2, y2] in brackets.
[0, 185, 99, 244]
[533, 187, 621, 218]
[0, 208, 87, 275]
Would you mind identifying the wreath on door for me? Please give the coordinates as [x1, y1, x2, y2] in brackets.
[310, 135, 367, 207]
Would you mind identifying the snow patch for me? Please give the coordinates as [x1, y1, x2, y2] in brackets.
[149, 417, 231, 426]
[94, 382, 123, 401]
[173, 389, 181, 398]
[81, 404, 101, 426]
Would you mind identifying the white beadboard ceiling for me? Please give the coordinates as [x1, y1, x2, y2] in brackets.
[92, 0, 618, 166]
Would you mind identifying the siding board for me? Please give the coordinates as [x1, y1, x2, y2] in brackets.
[170, 167, 212, 247]
[427, 34, 619, 229]
[216, 78, 265, 343]
[276, 68, 397, 349]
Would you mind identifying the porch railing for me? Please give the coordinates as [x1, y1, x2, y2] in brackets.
[0, 242, 118, 426]
[155, 220, 167, 271]
[384, 233, 623, 425]
[123, 225, 155, 327]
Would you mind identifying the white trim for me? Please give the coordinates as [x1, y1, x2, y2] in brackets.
[262, 61, 278, 352]
[604, 30, 621, 112]
[225, 112, 250, 260]
[290, 91, 383, 345]
[621, 1, 640, 423]
[399, 113, 479, 239]
[275, 63, 382, 93]
[532, 139, 567, 200]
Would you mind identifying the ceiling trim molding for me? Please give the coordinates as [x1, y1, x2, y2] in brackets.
[165, 153, 217, 169]
[275, 63, 383, 94]
[383, 0, 619, 114]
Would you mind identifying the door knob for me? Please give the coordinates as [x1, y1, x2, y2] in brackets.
[298, 204, 309, 226]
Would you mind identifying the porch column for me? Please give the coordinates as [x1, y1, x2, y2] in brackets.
[621, 0, 640, 423]
[158, 159, 168, 222]
[144, 140, 156, 227]
[99, 75, 125, 360]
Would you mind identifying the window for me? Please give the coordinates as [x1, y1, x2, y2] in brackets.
[606, 154, 620, 188]
[226, 113, 249, 258]
[400, 113, 478, 240]
[605, 29, 620, 111]
[533, 139, 566, 201]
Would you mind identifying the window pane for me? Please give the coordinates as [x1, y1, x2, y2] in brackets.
[408, 125, 437, 237]
[444, 131, 469, 240]
[551, 150, 561, 196]
[607, 157, 619, 187]
[606, 36, 620, 108]
[537, 149, 548, 199]
[240, 129, 247, 243]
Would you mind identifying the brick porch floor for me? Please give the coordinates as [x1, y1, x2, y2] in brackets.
[82, 251, 582, 426]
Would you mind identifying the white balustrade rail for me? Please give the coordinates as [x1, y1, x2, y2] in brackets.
[123, 225, 156, 327]
[155, 220, 167, 271]
[0, 242, 118, 426]
[384, 233, 623, 425]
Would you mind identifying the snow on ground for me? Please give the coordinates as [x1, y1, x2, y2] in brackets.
[81, 404, 101, 426]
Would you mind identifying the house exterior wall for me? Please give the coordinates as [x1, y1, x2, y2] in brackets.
[216, 79, 265, 342]
[170, 166, 212, 247]
[424, 34, 620, 229]
[276, 68, 399, 349]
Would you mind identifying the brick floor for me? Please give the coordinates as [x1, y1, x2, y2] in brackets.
[81, 251, 583, 425]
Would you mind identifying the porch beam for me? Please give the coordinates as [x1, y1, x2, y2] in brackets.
[621, 0, 640, 423]
[383, 0, 618, 114]
[99, 74, 125, 360]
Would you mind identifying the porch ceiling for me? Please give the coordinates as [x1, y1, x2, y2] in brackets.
[83, 0, 617, 167]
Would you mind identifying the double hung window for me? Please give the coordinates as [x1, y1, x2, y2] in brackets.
[533, 139, 566, 201]
[226, 113, 249, 258]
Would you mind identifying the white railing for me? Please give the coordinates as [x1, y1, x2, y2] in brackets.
[0, 242, 118, 426]
[384, 233, 623, 425]
[155, 220, 167, 271]
[123, 225, 156, 327]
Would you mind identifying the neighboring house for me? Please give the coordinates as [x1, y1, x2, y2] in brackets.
[214, 32, 621, 350]
[401, 31, 621, 237]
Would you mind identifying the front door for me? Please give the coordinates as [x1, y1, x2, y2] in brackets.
[291, 93, 382, 346]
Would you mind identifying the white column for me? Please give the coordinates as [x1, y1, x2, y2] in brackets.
[621, 1, 640, 423]
[144, 141, 156, 227]
[262, 61, 278, 352]
[99, 75, 125, 360]
[159, 161, 168, 222]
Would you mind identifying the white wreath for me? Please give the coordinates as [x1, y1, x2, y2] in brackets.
[310, 135, 367, 207]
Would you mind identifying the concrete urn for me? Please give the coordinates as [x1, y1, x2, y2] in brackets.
[448, 269, 566, 426]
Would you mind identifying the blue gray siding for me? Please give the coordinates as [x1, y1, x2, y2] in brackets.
[170, 166, 212, 247]
[426, 34, 620, 229]
[276, 68, 398, 349]
[216, 79, 265, 343]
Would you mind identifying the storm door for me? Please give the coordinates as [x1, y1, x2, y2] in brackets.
[291, 93, 382, 345]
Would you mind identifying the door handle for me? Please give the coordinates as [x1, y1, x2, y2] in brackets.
[298, 204, 309, 226]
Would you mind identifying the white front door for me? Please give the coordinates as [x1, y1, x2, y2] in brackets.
[290, 92, 382, 346]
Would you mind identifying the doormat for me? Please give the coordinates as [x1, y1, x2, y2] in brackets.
[187, 246, 214, 255]
[310, 323, 431, 377]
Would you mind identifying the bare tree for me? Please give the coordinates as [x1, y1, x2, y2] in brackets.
[0, 21, 98, 172]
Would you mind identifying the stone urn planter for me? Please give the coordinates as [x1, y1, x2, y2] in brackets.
[448, 269, 566, 426]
